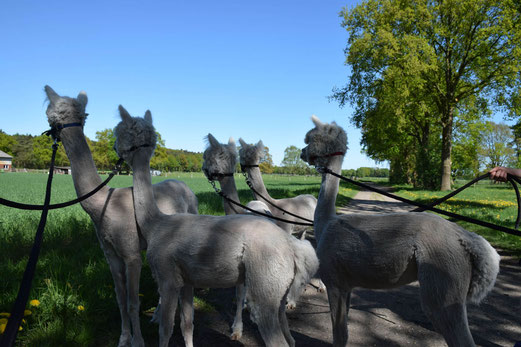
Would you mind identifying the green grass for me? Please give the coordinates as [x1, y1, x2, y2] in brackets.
[0, 171, 357, 346]
[391, 180, 521, 256]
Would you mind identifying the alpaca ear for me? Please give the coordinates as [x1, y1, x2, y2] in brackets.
[239, 138, 247, 148]
[118, 105, 132, 122]
[207, 133, 220, 148]
[311, 114, 324, 128]
[228, 137, 236, 147]
[256, 140, 264, 151]
[44, 85, 60, 105]
[144, 110, 153, 124]
[77, 91, 88, 108]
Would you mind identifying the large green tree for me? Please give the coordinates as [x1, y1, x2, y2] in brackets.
[333, 0, 521, 190]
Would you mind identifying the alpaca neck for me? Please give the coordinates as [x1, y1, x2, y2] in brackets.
[218, 175, 242, 215]
[314, 155, 344, 243]
[130, 150, 162, 241]
[59, 126, 107, 212]
[245, 166, 273, 203]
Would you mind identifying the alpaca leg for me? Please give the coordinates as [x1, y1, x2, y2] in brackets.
[231, 284, 246, 340]
[158, 285, 180, 347]
[126, 257, 145, 347]
[104, 251, 132, 347]
[279, 294, 295, 347]
[326, 286, 351, 347]
[150, 297, 161, 324]
[250, 302, 289, 347]
[418, 272, 475, 347]
[179, 285, 194, 347]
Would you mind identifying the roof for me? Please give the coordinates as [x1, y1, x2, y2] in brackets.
[0, 150, 12, 159]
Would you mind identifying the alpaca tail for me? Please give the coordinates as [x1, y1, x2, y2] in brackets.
[461, 231, 500, 304]
[286, 237, 319, 307]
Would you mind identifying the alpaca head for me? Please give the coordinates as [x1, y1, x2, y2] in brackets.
[301, 115, 348, 167]
[238, 138, 264, 166]
[44, 85, 88, 129]
[202, 134, 237, 180]
[113, 105, 157, 167]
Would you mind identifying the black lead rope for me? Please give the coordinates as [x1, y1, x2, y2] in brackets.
[0, 141, 59, 347]
[240, 165, 314, 223]
[0, 158, 125, 210]
[215, 189, 314, 226]
[320, 167, 521, 237]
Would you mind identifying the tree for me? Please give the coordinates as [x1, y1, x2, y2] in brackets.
[259, 146, 274, 174]
[91, 129, 119, 170]
[281, 146, 309, 174]
[478, 121, 516, 168]
[333, 0, 521, 190]
[0, 130, 16, 155]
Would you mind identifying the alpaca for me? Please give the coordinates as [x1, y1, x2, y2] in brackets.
[113, 107, 319, 347]
[300, 116, 500, 347]
[44, 86, 198, 347]
[239, 138, 317, 233]
[202, 134, 315, 321]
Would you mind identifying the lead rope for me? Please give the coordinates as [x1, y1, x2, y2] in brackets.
[1, 139, 59, 347]
[318, 167, 521, 237]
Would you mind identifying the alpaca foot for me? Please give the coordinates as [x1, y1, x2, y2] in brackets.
[317, 279, 326, 293]
[286, 301, 297, 310]
[149, 304, 161, 324]
[230, 322, 243, 341]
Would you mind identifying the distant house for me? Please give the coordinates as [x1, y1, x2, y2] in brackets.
[54, 166, 72, 175]
[0, 150, 13, 170]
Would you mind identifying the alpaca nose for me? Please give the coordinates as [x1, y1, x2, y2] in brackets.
[300, 147, 307, 161]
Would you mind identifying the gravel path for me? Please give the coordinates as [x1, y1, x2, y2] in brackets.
[165, 185, 521, 346]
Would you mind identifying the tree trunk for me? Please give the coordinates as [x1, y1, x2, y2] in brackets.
[440, 107, 454, 191]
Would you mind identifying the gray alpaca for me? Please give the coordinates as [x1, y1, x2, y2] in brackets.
[239, 138, 317, 233]
[44, 86, 198, 347]
[113, 107, 319, 347]
[202, 134, 317, 319]
[300, 115, 500, 347]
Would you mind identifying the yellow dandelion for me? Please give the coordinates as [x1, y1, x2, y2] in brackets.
[0, 323, 6, 334]
[29, 299, 40, 307]
[18, 325, 22, 331]
[23, 310, 31, 316]
[22, 319, 26, 324]
[0, 313, 9, 318]
[0, 318, 7, 325]
[138, 293, 144, 297]
[77, 305, 85, 312]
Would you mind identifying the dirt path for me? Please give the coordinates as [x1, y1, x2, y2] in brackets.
[167, 185, 521, 346]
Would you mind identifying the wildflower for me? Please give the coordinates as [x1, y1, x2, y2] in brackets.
[138, 293, 144, 297]
[29, 299, 40, 307]
[23, 310, 31, 316]
[0, 313, 9, 318]
[0, 318, 7, 325]
[0, 323, 5, 334]
[77, 305, 85, 312]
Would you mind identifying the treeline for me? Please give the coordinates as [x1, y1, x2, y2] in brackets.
[0, 129, 389, 177]
[0, 129, 204, 172]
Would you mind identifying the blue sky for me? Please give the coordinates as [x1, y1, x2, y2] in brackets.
[0, 0, 385, 170]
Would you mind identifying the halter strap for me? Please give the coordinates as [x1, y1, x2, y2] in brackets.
[206, 172, 235, 181]
[240, 164, 259, 172]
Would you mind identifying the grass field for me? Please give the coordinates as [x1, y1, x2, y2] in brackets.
[0, 171, 357, 346]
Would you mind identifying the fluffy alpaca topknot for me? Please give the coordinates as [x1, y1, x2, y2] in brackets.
[202, 134, 237, 178]
[238, 138, 264, 166]
[44, 85, 88, 128]
[301, 116, 348, 167]
[113, 106, 157, 161]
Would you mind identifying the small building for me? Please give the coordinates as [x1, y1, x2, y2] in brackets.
[54, 166, 72, 175]
[0, 150, 13, 170]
